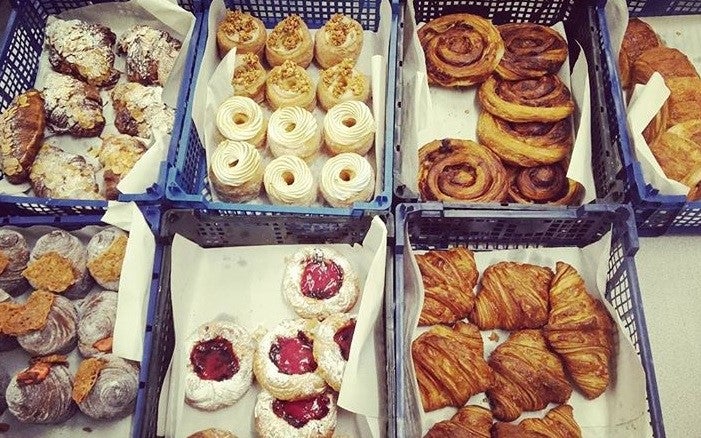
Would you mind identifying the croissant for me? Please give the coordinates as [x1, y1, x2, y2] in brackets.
[618, 18, 661, 89]
[412, 322, 493, 411]
[424, 405, 493, 438]
[470, 261, 553, 330]
[649, 121, 701, 200]
[492, 404, 582, 438]
[544, 262, 615, 399]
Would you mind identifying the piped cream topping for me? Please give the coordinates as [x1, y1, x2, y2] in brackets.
[210, 140, 262, 186]
[268, 107, 319, 151]
[216, 96, 265, 141]
[321, 153, 374, 202]
[323, 101, 375, 147]
[264, 155, 316, 205]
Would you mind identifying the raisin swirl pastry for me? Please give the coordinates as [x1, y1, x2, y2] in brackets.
[0, 89, 45, 184]
[314, 14, 364, 69]
[255, 389, 337, 438]
[313, 313, 356, 391]
[282, 247, 360, 320]
[16, 292, 78, 356]
[73, 355, 139, 419]
[495, 23, 568, 80]
[418, 14, 505, 87]
[508, 165, 584, 206]
[320, 152, 375, 207]
[217, 10, 267, 58]
[96, 134, 148, 200]
[112, 82, 175, 139]
[6, 356, 76, 424]
[87, 227, 128, 291]
[29, 144, 102, 200]
[0, 229, 30, 296]
[266, 60, 317, 111]
[317, 58, 370, 111]
[265, 15, 314, 68]
[43, 71, 105, 137]
[78, 291, 118, 357]
[44, 17, 119, 88]
[232, 53, 267, 103]
[118, 25, 182, 86]
[0, 364, 9, 414]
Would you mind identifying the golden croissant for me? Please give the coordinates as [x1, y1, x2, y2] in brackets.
[412, 322, 494, 412]
[487, 329, 572, 421]
[492, 404, 582, 438]
[544, 262, 616, 399]
[424, 405, 493, 438]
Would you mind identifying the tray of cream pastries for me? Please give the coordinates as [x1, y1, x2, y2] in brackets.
[187, 0, 393, 209]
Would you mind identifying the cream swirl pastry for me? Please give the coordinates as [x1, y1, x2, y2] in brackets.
[320, 153, 375, 208]
[266, 60, 316, 111]
[323, 101, 375, 156]
[313, 313, 356, 392]
[314, 14, 364, 69]
[268, 107, 321, 161]
[0, 229, 30, 296]
[216, 96, 267, 148]
[264, 155, 317, 206]
[254, 389, 337, 438]
[210, 140, 263, 203]
[317, 58, 370, 110]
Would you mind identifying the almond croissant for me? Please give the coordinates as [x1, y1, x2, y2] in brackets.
[470, 262, 553, 330]
[544, 262, 615, 399]
[412, 322, 493, 411]
[424, 405, 492, 438]
[487, 329, 572, 421]
[492, 404, 582, 438]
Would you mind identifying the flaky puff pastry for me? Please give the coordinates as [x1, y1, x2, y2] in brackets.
[317, 58, 370, 111]
[232, 53, 267, 103]
[649, 121, 701, 201]
[618, 18, 661, 89]
[487, 330, 572, 422]
[507, 164, 584, 206]
[216, 10, 267, 58]
[544, 262, 615, 400]
[412, 322, 493, 412]
[315, 14, 364, 69]
[424, 405, 493, 438]
[266, 60, 316, 111]
[470, 261, 553, 330]
[495, 23, 568, 81]
[631, 46, 699, 87]
[645, 76, 701, 145]
[265, 15, 313, 68]
[418, 13, 504, 87]
[492, 404, 582, 438]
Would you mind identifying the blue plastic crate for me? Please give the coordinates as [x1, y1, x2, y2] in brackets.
[165, 0, 398, 217]
[597, 0, 701, 235]
[393, 203, 664, 438]
[0, 0, 204, 215]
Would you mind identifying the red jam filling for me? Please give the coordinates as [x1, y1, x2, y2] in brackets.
[334, 319, 356, 361]
[300, 258, 344, 299]
[269, 331, 317, 375]
[272, 394, 330, 428]
[190, 336, 239, 381]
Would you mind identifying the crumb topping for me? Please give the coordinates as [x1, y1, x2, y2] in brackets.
[72, 357, 107, 403]
[233, 53, 265, 88]
[321, 59, 366, 98]
[87, 235, 127, 283]
[220, 10, 258, 42]
[269, 15, 304, 50]
[325, 14, 358, 46]
[270, 60, 311, 93]
[22, 252, 77, 293]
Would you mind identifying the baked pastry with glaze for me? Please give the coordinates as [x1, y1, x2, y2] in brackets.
[44, 17, 119, 88]
[266, 61, 317, 111]
[95, 134, 148, 200]
[317, 58, 370, 111]
[313, 312, 356, 391]
[5, 355, 76, 424]
[492, 404, 582, 438]
[424, 405, 493, 438]
[210, 140, 264, 203]
[265, 15, 314, 68]
[77, 290, 118, 357]
[254, 389, 337, 438]
[29, 144, 102, 200]
[14, 292, 78, 356]
[315, 14, 364, 69]
[216, 96, 267, 148]
[268, 106, 321, 161]
[0, 90, 45, 184]
[264, 155, 317, 206]
[496, 23, 568, 80]
[508, 165, 585, 206]
[0, 229, 30, 296]
[188, 429, 238, 438]
[232, 53, 267, 103]
[217, 10, 267, 58]
[631, 46, 699, 86]
[320, 152, 375, 207]
[323, 101, 375, 156]
[112, 82, 175, 139]
[87, 227, 128, 291]
[649, 121, 701, 200]
[73, 354, 139, 419]
[43, 71, 105, 137]
[118, 25, 182, 86]
[418, 13, 504, 87]
[618, 18, 661, 89]
[661, 77, 701, 128]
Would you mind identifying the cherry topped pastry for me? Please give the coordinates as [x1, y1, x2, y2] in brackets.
[282, 247, 360, 320]
[254, 318, 327, 401]
[313, 313, 357, 391]
[255, 389, 337, 438]
[185, 320, 254, 411]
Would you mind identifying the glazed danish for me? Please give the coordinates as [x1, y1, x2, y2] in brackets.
[265, 15, 314, 68]
[209, 140, 264, 202]
[317, 58, 370, 111]
[313, 313, 356, 391]
[254, 389, 337, 438]
[264, 155, 317, 206]
[314, 14, 364, 69]
[323, 100, 375, 156]
[495, 23, 568, 80]
[268, 106, 321, 161]
[216, 96, 267, 148]
[73, 355, 139, 419]
[508, 164, 584, 206]
[232, 53, 267, 103]
[217, 10, 267, 58]
[266, 60, 316, 111]
[320, 152, 375, 207]
[0, 229, 29, 296]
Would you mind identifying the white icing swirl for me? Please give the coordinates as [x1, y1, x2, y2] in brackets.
[268, 107, 320, 159]
[320, 153, 374, 205]
[216, 96, 265, 142]
[264, 155, 316, 206]
[210, 141, 262, 187]
[323, 101, 375, 147]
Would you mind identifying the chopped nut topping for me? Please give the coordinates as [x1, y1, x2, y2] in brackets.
[233, 53, 266, 89]
[22, 252, 77, 293]
[220, 10, 258, 42]
[270, 60, 312, 93]
[325, 14, 359, 46]
[269, 15, 303, 50]
[321, 59, 366, 98]
[87, 235, 127, 284]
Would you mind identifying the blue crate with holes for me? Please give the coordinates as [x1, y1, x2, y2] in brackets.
[165, 0, 398, 217]
[0, 0, 204, 215]
[393, 203, 665, 437]
[596, 0, 701, 235]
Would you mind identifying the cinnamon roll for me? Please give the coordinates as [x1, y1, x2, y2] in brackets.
[418, 13, 504, 87]
[0, 364, 9, 414]
[216, 96, 267, 148]
[320, 152, 375, 208]
[232, 53, 267, 103]
[313, 313, 356, 391]
[0, 229, 30, 296]
[268, 106, 321, 161]
[479, 74, 574, 123]
[418, 138, 509, 202]
[314, 14, 364, 69]
[254, 389, 337, 438]
[209, 140, 264, 203]
[619, 18, 661, 89]
[17, 292, 78, 356]
[264, 155, 317, 206]
[217, 10, 267, 58]
[87, 227, 128, 291]
[477, 111, 572, 167]
[495, 23, 568, 80]
[73, 355, 139, 419]
[323, 101, 375, 156]
[78, 291, 118, 357]
[632, 46, 699, 87]
[266, 60, 316, 111]
[508, 165, 584, 205]
[317, 58, 370, 111]
[265, 15, 314, 68]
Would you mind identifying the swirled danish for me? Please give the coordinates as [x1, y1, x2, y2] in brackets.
[216, 96, 267, 148]
[16, 292, 78, 356]
[631, 46, 699, 86]
[265, 15, 314, 68]
[314, 14, 364, 69]
[323, 101, 375, 156]
[320, 152, 375, 207]
[317, 58, 370, 111]
[210, 140, 264, 203]
[495, 23, 568, 80]
[268, 106, 321, 161]
[78, 291, 118, 357]
[0, 229, 29, 296]
[507, 164, 584, 205]
[74, 355, 139, 419]
[264, 155, 317, 206]
[232, 53, 267, 103]
[87, 227, 128, 291]
[217, 10, 267, 58]
[266, 60, 316, 111]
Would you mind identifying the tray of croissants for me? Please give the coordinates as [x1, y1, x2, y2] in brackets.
[188, 0, 393, 209]
[395, 8, 597, 206]
[0, 0, 194, 201]
[401, 235, 652, 437]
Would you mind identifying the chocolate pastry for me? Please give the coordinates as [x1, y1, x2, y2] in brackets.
[78, 290, 118, 357]
[15, 292, 78, 356]
[0, 364, 9, 415]
[118, 25, 182, 86]
[0, 229, 30, 296]
[0, 90, 45, 184]
[95, 134, 147, 200]
[111, 82, 175, 139]
[87, 227, 128, 290]
[43, 71, 105, 138]
[29, 143, 103, 200]
[73, 355, 139, 419]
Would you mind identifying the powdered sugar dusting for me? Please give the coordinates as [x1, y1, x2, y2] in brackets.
[118, 25, 182, 86]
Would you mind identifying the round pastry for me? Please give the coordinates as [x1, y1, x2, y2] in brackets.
[6, 356, 76, 424]
[314, 14, 364, 69]
[265, 15, 314, 68]
[495, 23, 568, 80]
[476, 111, 572, 167]
[323, 101, 375, 156]
[320, 153, 375, 208]
[254, 389, 337, 438]
[188, 429, 238, 438]
[216, 96, 267, 148]
[0, 364, 9, 415]
[78, 290, 118, 357]
[232, 53, 267, 103]
[0, 290, 19, 351]
[478, 74, 574, 123]
[618, 18, 661, 89]
[507, 164, 584, 205]
[87, 227, 128, 291]
[209, 140, 264, 203]
[266, 60, 316, 111]
[264, 155, 317, 206]
[317, 58, 370, 111]
[185, 321, 255, 411]
[23, 229, 93, 299]
[282, 247, 360, 320]
[0, 229, 30, 296]
[313, 313, 356, 391]
[417, 13, 505, 87]
[216, 10, 267, 58]
[73, 355, 139, 420]
[17, 292, 78, 356]
[631, 46, 700, 86]
[253, 318, 327, 400]
[268, 106, 321, 161]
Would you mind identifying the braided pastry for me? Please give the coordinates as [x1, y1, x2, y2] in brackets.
[507, 165, 584, 206]
[495, 23, 568, 80]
